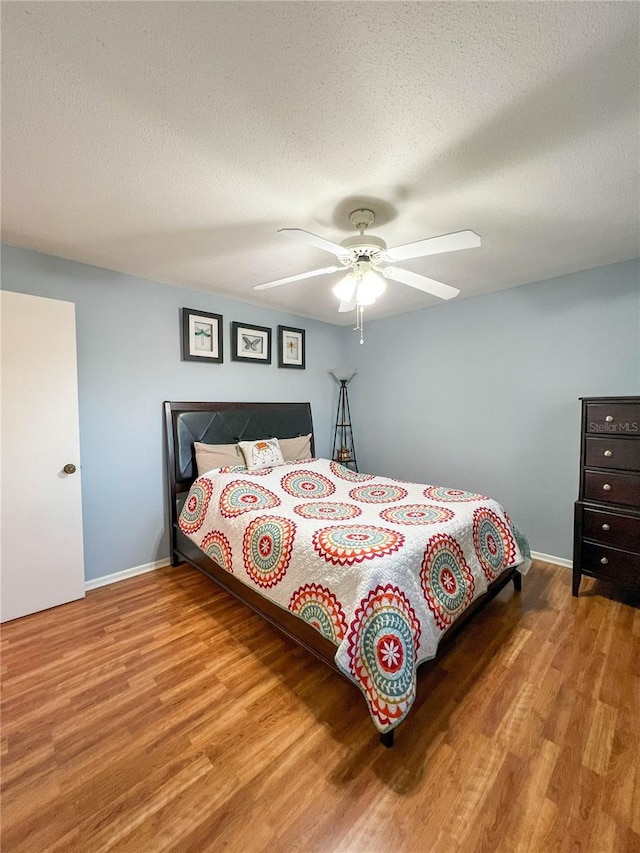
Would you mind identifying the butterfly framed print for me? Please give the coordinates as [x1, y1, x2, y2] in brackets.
[231, 321, 272, 364]
[278, 325, 305, 369]
[182, 308, 223, 363]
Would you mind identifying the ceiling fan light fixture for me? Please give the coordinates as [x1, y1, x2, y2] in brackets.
[356, 269, 386, 305]
[332, 273, 357, 303]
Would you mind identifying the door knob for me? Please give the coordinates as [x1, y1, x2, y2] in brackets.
[63, 463, 77, 475]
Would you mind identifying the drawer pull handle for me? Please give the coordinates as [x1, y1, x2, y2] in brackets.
[602, 484, 611, 491]
[600, 557, 608, 565]
[605, 415, 613, 423]
[601, 523, 610, 531]
[603, 450, 612, 457]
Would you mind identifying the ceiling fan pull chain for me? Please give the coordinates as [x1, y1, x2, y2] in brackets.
[353, 304, 364, 344]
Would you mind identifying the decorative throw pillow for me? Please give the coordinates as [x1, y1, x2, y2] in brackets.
[194, 442, 244, 476]
[238, 438, 285, 471]
[278, 433, 312, 462]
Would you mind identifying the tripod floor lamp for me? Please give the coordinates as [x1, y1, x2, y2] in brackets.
[330, 369, 357, 471]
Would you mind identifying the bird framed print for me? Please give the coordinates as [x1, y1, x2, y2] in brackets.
[181, 308, 223, 363]
[231, 321, 272, 364]
[278, 325, 305, 369]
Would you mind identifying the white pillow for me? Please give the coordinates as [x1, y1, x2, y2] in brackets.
[278, 433, 312, 462]
[238, 438, 285, 471]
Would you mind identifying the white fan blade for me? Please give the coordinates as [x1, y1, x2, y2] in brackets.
[381, 266, 460, 300]
[383, 230, 481, 262]
[278, 228, 349, 258]
[253, 266, 341, 291]
[338, 300, 356, 313]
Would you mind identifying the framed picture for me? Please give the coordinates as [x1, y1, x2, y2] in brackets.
[278, 325, 306, 369]
[231, 322, 272, 364]
[182, 308, 223, 363]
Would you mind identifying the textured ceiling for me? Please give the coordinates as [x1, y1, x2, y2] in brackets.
[2, 2, 639, 325]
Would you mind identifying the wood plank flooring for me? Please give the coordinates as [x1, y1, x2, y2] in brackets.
[1, 560, 638, 852]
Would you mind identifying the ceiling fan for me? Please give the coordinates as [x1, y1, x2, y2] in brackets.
[253, 208, 481, 318]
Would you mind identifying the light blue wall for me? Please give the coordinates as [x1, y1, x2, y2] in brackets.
[345, 259, 639, 562]
[3, 244, 638, 577]
[1, 244, 348, 581]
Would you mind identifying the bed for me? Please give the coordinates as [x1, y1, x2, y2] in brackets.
[164, 401, 531, 746]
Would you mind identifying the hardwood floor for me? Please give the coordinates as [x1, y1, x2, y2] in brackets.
[1, 560, 638, 852]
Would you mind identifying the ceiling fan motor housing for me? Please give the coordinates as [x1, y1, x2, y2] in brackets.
[339, 234, 386, 258]
[338, 208, 387, 264]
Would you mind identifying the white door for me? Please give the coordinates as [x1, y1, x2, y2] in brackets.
[1, 290, 85, 622]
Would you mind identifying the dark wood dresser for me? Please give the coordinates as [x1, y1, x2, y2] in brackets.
[573, 396, 640, 596]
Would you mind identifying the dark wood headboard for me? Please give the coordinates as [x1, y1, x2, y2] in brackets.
[163, 401, 315, 563]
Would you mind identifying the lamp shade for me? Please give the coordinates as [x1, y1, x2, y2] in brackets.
[329, 369, 357, 383]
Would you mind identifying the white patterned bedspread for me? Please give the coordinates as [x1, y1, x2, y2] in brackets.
[179, 458, 531, 733]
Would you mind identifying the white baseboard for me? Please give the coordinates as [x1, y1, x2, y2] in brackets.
[530, 550, 572, 569]
[84, 550, 570, 592]
[85, 558, 171, 591]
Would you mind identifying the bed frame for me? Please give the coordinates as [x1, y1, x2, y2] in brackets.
[164, 400, 521, 747]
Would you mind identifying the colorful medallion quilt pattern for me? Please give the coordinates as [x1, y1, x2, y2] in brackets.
[179, 458, 531, 732]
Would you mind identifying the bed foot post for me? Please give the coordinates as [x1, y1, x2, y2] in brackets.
[380, 730, 394, 748]
[513, 571, 522, 592]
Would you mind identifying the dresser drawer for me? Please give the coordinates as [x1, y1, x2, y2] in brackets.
[581, 541, 640, 589]
[585, 437, 640, 472]
[584, 470, 640, 507]
[585, 403, 640, 436]
[583, 507, 640, 552]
